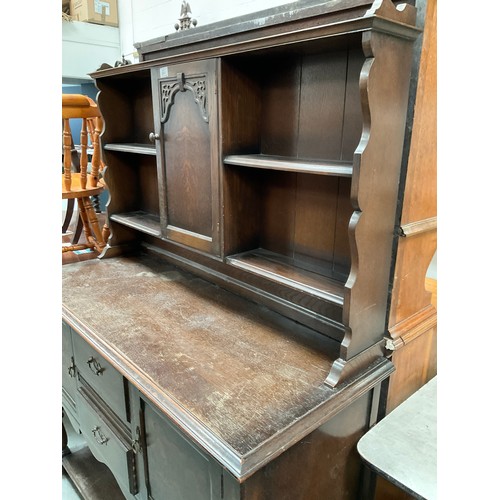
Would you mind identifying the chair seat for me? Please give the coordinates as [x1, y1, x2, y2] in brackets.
[62, 94, 109, 255]
[62, 173, 104, 199]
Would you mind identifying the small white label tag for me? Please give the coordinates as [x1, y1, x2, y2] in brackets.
[160, 67, 169, 78]
[95, 0, 110, 16]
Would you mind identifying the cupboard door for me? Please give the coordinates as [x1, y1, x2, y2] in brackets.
[132, 393, 222, 500]
[151, 59, 220, 256]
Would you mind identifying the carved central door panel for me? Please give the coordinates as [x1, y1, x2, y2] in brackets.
[152, 60, 220, 256]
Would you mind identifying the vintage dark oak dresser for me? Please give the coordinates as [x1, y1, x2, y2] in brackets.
[62, 1, 423, 498]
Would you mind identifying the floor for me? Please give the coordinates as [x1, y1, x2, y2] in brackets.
[63, 422, 87, 499]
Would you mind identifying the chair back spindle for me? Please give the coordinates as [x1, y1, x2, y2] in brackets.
[62, 94, 109, 255]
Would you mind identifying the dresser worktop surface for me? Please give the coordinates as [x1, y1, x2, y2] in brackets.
[62, 253, 392, 478]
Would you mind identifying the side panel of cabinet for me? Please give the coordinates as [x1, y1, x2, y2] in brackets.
[62, 322, 80, 433]
[62, 322, 77, 402]
[130, 389, 222, 500]
[235, 390, 375, 500]
[151, 60, 221, 256]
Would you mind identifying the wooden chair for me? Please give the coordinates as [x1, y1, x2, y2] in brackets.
[62, 94, 109, 254]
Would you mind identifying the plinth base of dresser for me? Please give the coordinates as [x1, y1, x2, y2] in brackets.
[63, 446, 126, 500]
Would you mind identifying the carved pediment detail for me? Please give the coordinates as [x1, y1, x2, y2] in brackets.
[160, 73, 208, 123]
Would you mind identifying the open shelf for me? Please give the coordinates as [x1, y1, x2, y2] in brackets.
[226, 249, 345, 305]
[104, 143, 156, 155]
[110, 211, 161, 237]
[224, 154, 353, 177]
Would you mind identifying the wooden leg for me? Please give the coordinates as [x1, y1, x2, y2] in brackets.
[62, 199, 75, 234]
[63, 197, 107, 254]
[82, 196, 106, 252]
[72, 216, 83, 245]
[92, 194, 101, 213]
[77, 198, 94, 247]
[102, 223, 110, 245]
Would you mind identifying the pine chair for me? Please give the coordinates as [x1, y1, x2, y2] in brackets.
[62, 94, 109, 254]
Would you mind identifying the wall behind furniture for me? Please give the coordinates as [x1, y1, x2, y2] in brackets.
[62, 20, 121, 82]
[117, 0, 291, 62]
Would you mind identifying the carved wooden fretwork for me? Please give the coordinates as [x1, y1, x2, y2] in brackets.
[160, 72, 208, 123]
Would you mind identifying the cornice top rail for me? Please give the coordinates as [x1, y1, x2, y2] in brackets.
[91, 0, 420, 79]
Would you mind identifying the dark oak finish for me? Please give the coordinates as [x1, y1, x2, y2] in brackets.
[151, 59, 221, 255]
[223, 155, 353, 176]
[62, 255, 393, 481]
[62, 1, 423, 498]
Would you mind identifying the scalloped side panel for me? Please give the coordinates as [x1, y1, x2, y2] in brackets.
[332, 27, 415, 378]
[364, 0, 417, 25]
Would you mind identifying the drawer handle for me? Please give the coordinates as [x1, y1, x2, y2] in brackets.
[92, 426, 109, 445]
[149, 132, 160, 142]
[67, 356, 76, 378]
[87, 357, 104, 376]
[131, 426, 142, 454]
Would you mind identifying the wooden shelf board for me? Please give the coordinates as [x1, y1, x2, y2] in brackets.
[224, 154, 353, 177]
[226, 249, 345, 305]
[104, 143, 157, 155]
[110, 211, 161, 236]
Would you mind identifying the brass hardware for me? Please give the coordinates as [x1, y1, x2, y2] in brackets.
[91, 426, 109, 445]
[87, 356, 104, 376]
[176, 72, 186, 91]
[67, 356, 76, 378]
[131, 426, 142, 454]
[149, 132, 160, 142]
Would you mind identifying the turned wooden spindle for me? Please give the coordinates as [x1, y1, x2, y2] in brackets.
[62, 94, 109, 255]
[63, 119, 72, 192]
[79, 118, 88, 190]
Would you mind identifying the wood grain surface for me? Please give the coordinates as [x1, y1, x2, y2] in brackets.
[62, 254, 392, 478]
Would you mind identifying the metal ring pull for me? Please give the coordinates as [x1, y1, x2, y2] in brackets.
[87, 356, 104, 376]
[91, 426, 109, 445]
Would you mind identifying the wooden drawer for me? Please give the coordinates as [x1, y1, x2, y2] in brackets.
[72, 332, 129, 424]
[77, 385, 138, 498]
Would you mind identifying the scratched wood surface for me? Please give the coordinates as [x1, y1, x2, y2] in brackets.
[62, 254, 342, 455]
